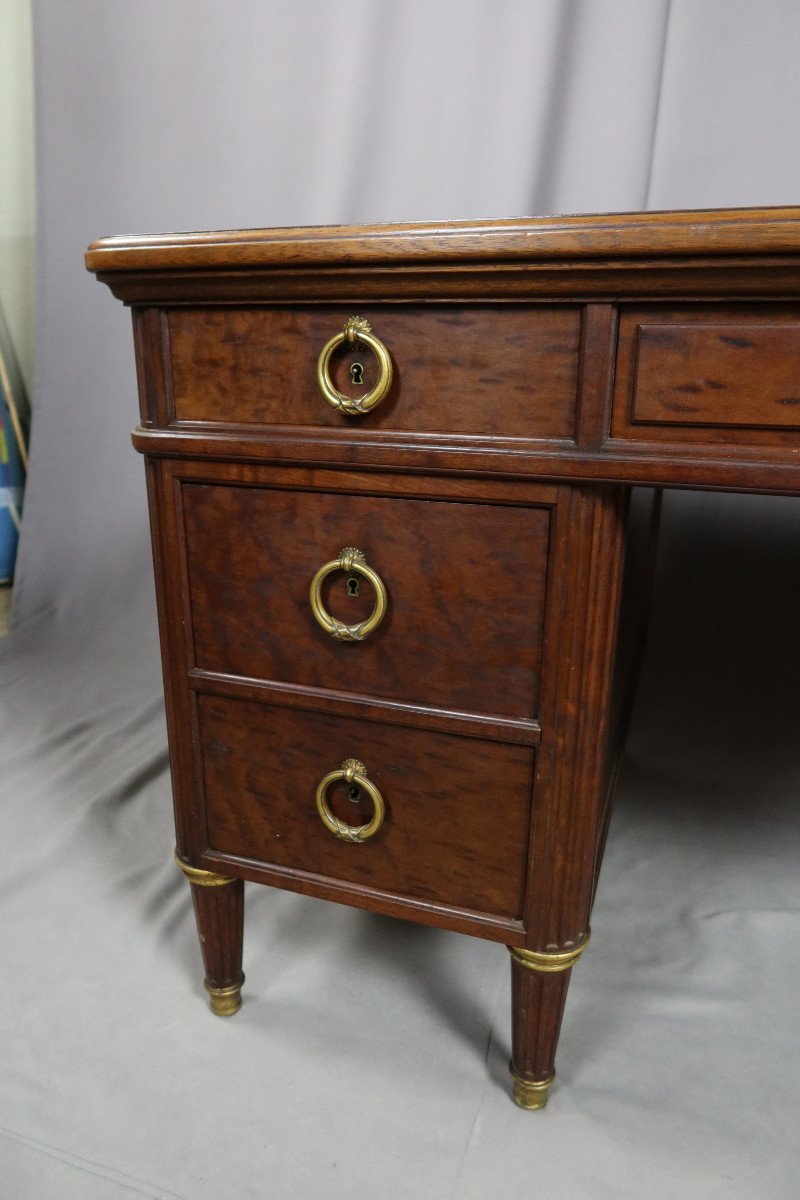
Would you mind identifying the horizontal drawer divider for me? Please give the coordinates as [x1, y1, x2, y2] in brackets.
[202, 850, 527, 945]
[133, 424, 800, 493]
[188, 668, 541, 746]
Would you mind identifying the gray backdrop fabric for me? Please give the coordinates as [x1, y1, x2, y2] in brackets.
[2, 2, 798, 1196]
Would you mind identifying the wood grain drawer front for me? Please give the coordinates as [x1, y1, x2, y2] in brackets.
[167, 305, 581, 439]
[199, 694, 533, 920]
[613, 306, 800, 444]
[182, 482, 550, 721]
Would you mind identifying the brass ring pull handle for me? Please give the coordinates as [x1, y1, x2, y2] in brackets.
[316, 316, 393, 416]
[309, 547, 387, 642]
[316, 758, 385, 844]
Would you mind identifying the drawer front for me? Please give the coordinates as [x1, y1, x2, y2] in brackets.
[167, 305, 581, 439]
[198, 694, 534, 920]
[182, 481, 551, 720]
[613, 305, 800, 445]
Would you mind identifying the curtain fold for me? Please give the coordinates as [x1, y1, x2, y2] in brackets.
[17, 0, 675, 627]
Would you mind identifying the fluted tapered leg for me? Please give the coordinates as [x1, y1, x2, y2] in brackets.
[175, 855, 245, 1016]
[508, 936, 590, 1109]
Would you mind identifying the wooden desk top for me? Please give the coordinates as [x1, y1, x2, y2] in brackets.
[87, 207, 800, 496]
[87, 205, 800, 270]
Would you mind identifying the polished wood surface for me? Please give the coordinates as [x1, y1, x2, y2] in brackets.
[181, 477, 551, 718]
[189, 878, 244, 993]
[510, 957, 572, 1092]
[614, 304, 800, 443]
[87, 206, 800, 1108]
[199, 693, 534, 923]
[85, 205, 800, 270]
[168, 305, 581, 438]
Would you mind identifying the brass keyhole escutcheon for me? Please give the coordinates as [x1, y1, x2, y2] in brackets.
[317, 317, 393, 416]
[309, 547, 387, 642]
[316, 759, 385, 843]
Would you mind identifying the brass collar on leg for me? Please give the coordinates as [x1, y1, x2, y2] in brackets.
[508, 931, 591, 973]
[510, 1069, 555, 1110]
[204, 980, 243, 1017]
[174, 852, 237, 888]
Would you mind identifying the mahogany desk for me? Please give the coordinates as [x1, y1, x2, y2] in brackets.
[87, 207, 800, 1108]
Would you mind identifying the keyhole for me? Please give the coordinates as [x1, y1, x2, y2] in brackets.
[347, 577, 359, 597]
[350, 362, 365, 386]
[348, 784, 361, 803]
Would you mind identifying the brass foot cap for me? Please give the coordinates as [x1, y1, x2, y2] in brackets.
[510, 1070, 554, 1110]
[204, 979, 243, 1017]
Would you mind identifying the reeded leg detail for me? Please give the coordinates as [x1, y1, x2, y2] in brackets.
[507, 933, 590, 1109]
[175, 853, 245, 1017]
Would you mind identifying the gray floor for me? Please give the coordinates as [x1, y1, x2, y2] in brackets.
[0, 493, 798, 1198]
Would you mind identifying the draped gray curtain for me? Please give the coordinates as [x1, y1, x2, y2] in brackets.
[14, 0, 677, 627]
[2, 3, 798, 1196]
[17, 0, 800, 630]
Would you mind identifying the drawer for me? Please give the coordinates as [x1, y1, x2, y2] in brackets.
[198, 694, 534, 920]
[182, 480, 551, 720]
[167, 304, 581, 439]
[612, 305, 800, 445]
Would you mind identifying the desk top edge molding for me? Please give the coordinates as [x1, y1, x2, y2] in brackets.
[86, 209, 800, 307]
